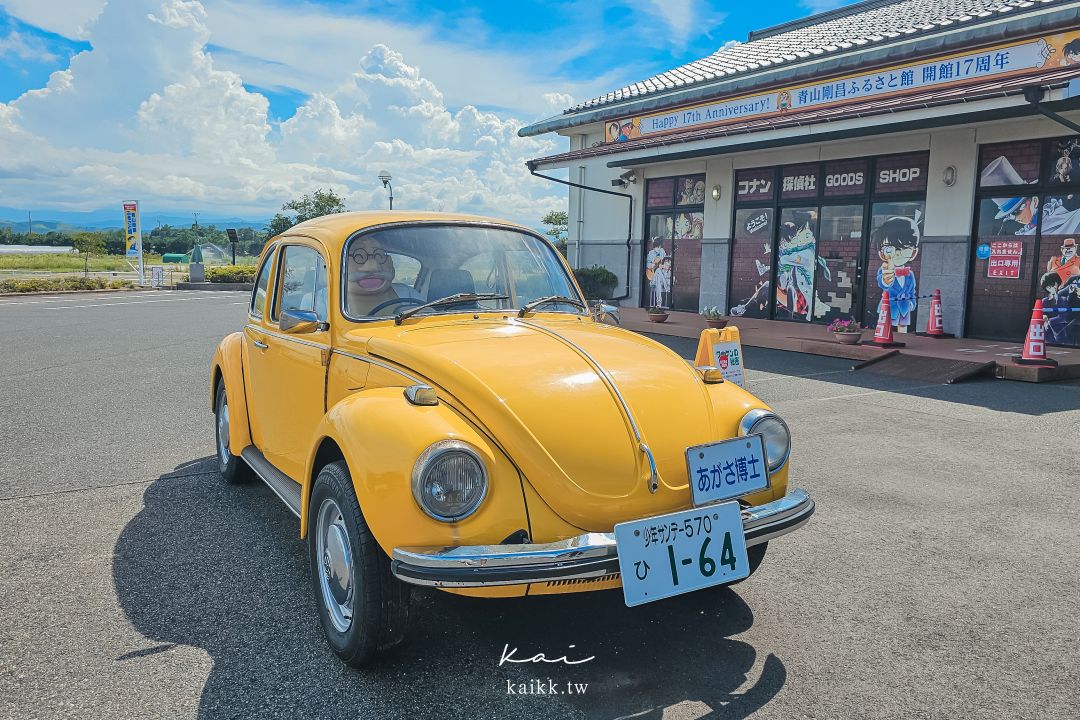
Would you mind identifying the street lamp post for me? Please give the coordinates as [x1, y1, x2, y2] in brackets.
[378, 170, 393, 210]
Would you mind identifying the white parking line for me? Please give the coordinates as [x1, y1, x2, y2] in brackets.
[0, 292, 163, 306]
[42, 296, 247, 310]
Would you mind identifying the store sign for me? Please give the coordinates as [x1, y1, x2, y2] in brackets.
[780, 164, 819, 200]
[735, 168, 774, 203]
[874, 153, 929, 194]
[823, 159, 867, 197]
[988, 240, 1023, 278]
[744, 211, 769, 234]
[605, 30, 1078, 144]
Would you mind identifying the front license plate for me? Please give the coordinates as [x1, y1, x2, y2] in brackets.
[686, 435, 769, 507]
[614, 502, 749, 607]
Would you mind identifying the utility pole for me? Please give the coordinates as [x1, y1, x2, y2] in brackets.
[27, 210, 32, 238]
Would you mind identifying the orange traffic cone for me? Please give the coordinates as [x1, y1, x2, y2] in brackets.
[1013, 299, 1058, 367]
[871, 292, 905, 348]
[917, 289, 954, 338]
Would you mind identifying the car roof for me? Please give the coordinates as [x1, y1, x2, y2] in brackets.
[275, 211, 533, 254]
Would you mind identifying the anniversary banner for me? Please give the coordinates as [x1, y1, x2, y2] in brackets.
[605, 28, 1080, 144]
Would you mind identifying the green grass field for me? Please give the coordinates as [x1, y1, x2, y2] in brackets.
[0, 253, 165, 272]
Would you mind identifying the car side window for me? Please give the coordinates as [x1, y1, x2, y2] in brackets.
[272, 245, 328, 323]
[249, 248, 275, 319]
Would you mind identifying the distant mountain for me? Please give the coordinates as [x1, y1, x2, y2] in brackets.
[0, 207, 268, 232]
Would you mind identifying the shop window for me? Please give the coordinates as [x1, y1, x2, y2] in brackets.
[643, 175, 704, 311]
[1043, 137, 1080, 186]
[728, 208, 774, 318]
[1036, 198, 1080, 347]
[774, 207, 820, 322]
[970, 135, 1080, 347]
[865, 202, 925, 331]
[979, 140, 1041, 187]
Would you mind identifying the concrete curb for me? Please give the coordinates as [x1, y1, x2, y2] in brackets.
[176, 282, 253, 291]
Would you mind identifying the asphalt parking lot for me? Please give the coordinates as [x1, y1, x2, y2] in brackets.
[1, 290, 1078, 720]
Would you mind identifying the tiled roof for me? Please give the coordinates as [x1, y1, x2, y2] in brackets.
[567, 0, 1068, 114]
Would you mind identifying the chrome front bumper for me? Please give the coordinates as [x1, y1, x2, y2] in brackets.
[390, 488, 815, 588]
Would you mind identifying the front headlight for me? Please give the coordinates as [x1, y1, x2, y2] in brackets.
[411, 440, 488, 522]
[738, 409, 791, 472]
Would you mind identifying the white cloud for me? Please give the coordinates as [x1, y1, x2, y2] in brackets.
[0, 0, 104, 39]
[642, 0, 696, 44]
[0, 0, 568, 226]
[0, 30, 59, 62]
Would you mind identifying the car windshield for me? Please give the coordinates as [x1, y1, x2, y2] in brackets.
[342, 224, 583, 320]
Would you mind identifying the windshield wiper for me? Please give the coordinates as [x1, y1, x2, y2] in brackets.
[395, 293, 510, 325]
[517, 295, 587, 317]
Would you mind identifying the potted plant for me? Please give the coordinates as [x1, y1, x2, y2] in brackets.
[646, 306, 669, 323]
[701, 305, 728, 329]
[828, 317, 862, 344]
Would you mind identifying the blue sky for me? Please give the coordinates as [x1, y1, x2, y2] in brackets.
[0, 0, 855, 223]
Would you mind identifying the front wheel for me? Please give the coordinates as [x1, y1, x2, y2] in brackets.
[308, 461, 412, 667]
[214, 381, 249, 484]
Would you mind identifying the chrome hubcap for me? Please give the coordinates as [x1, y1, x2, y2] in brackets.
[316, 498, 354, 633]
[216, 394, 230, 467]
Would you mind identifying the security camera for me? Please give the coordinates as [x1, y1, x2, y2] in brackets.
[619, 170, 637, 184]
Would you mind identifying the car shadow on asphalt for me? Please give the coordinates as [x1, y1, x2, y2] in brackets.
[113, 458, 786, 720]
[649, 334, 1080, 416]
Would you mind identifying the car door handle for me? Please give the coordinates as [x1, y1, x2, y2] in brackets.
[253, 339, 269, 349]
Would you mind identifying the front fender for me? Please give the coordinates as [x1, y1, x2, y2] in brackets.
[302, 387, 530, 558]
[210, 332, 253, 456]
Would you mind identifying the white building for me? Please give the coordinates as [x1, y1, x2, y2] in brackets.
[520, 0, 1080, 348]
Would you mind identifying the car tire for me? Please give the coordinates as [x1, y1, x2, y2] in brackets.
[214, 381, 250, 484]
[308, 460, 412, 667]
[729, 541, 768, 586]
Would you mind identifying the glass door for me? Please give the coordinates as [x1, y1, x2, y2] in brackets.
[815, 204, 865, 325]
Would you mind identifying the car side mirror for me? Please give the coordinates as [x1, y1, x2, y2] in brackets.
[280, 309, 327, 334]
[590, 301, 620, 326]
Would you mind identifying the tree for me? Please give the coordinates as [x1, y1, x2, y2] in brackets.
[72, 231, 107, 276]
[542, 210, 569, 257]
[266, 213, 294, 238]
[283, 188, 347, 223]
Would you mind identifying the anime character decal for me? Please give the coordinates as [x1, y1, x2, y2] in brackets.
[775, 218, 830, 322]
[607, 118, 640, 143]
[645, 237, 669, 308]
[873, 212, 922, 332]
[1040, 269, 1080, 345]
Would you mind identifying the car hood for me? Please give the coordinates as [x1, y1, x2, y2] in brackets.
[349, 316, 761, 531]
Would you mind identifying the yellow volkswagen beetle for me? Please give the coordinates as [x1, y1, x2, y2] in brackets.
[210, 211, 814, 666]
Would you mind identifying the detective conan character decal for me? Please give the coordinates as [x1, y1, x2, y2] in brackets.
[775, 215, 829, 322]
[1060, 37, 1080, 65]
[1040, 271, 1080, 345]
[1048, 236, 1080, 281]
[607, 118, 640, 143]
[872, 212, 922, 332]
[1047, 138, 1080, 184]
[777, 90, 792, 111]
[729, 209, 772, 318]
[645, 237, 669, 308]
